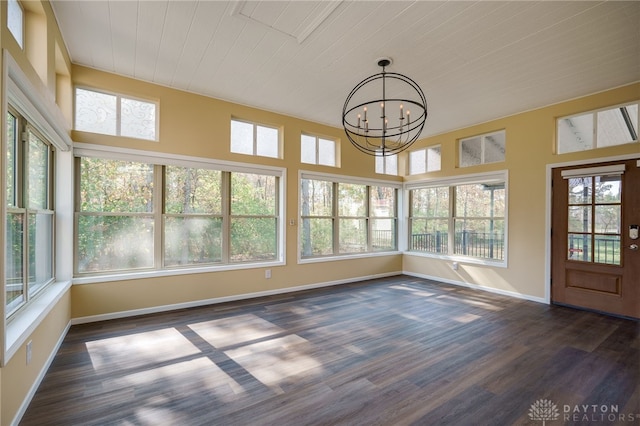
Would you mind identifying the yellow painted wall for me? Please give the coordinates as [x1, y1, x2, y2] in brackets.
[403, 83, 640, 299]
[70, 64, 404, 320]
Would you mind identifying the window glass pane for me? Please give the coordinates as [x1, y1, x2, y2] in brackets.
[483, 132, 505, 163]
[28, 213, 53, 295]
[75, 88, 117, 135]
[28, 131, 49, 210]
[371, 218, 396, 251]
[460, 137, 481, 167]
[231, 173, 276, 216]
[568, 234, 591, 262]
[412, 187, 449, 217]
[7, 0, 23, 48]
[594, 205, 620, 234]
[164, 217, 222, 266]
[300, 179, 332, 217]
[426, 146, 441, 172]
[230, 218, 277, 262]
[338, 183, 366, 217]
[339, 218, 367, 253]
[230, 120, 253, 155]
[375, 155, 385, 174]
[301, 134, 316, 164]
[318, 138, 335, 166]
[300, 218, 333, 256]
[594, 235, 620, 265]
[6, 212, 24, 311]
[568, 206, 591, 233]
[410, 218, 448, 253]
[165, 167, 221, 214]
[121, 98, 157, 141]
[454, 219, 504, 260]
[557, 113, 594, 154]
[77, 216, 154, 273]
[256, 125, 278, 158]
[568, 177, 592, 205]
[384, 155, 398, 175]
[80, 158, 154, 213]
[409, 149, 426, 175]
[455, 184, 505, 217]
[6, 113, 17, 207]
[595, 175, 621, 203]
[370, 186, 395, 217]
[597, 106, 637, 147]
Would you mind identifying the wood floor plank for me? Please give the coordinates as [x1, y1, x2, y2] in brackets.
[19, 276, 640, 425]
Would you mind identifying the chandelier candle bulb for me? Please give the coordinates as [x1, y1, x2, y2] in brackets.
[400, 104, 404, 119]
[364, 106, 367, 121]
[357, 114, 361, 128]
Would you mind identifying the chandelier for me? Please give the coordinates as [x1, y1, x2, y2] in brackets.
[342, 58, 427, 156]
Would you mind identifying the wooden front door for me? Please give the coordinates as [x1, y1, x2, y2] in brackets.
[551, 158, 640, 319]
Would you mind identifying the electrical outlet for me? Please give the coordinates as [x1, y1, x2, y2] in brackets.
[452, 262, 459, 271]
[26, 340, 32, 365]
[265, 269, 271, 279]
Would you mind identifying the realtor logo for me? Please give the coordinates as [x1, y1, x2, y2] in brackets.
[529, 399, 560, 425]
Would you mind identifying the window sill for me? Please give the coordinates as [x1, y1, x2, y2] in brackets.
[298, 250, 401, 264]
[73, 260, 286, 285]
[403, 250, 508, 268]
[5, 280, 71, 365]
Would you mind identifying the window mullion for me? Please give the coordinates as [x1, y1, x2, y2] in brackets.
[333, 182, 339, 255]
[448, 186, 455, 256]
[154, 165, 164, 268]
[221, 171, 231, 263]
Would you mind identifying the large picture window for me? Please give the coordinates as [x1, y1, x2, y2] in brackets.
[6, 109, 56, 317]
[75, 154, 282, 276]
[300, 173, 398, 259]
[408, 172, 507, 263]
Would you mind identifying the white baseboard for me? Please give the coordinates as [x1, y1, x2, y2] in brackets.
[71, 271, 402, 325]
[402, 270, 547, 304]
[11, 321, 72, 426]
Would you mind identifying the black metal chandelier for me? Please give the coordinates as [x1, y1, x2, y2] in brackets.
[342, 57, 427, 156]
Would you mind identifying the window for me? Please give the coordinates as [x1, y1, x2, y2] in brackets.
[375, 153, 398, 175]
[557, 102, 639, 154]
[409, 145, 441, 175]
[300, 174, 398, 258]
[459, 130, 505, 167]
[564, 169, 622, 265]
[7, 0, 24, 48]
[6, 109, 55, 317]
[75, 88, 158, 141]
[408, 172, 507, 263]
[75, 154, 282, 275]
[301, 134, 337, 166]
[231, 119, 280, 158]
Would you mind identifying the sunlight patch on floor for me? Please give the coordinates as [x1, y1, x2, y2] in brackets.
[225, 334, 323, 392]
[85, 328, 201, 372]
[188, 313, 284, 348]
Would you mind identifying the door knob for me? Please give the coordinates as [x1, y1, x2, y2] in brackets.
[630, 244, 638, 251]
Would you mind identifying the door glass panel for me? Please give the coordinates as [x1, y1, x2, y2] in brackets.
[595, 175, 621, 203]
[568, 206, 591, 233]
[594, 235, 620, 265]
[594, 205, 620, 234]
[568, 234, 591, 262]
[568, 177, 592, 204]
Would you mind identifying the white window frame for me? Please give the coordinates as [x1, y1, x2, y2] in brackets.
[74, 86, 159, 141]
[409, 145, 441, 175]
[72, 143, 286, 283]
[231, 118, 281, 159]
[405, 170, 509, 267]
[299, 170, 401, 263]
[301, 132, 337, 167]
[556, 101, 639, 154]
[375, 152, 398, 175]
[459, 130, 506, 168]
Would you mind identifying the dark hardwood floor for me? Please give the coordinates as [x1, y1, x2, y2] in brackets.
[20, 276, 640, 425]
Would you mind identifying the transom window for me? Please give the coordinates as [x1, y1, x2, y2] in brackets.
[300, 174, 398, 258]
[6, 108, 56, 317]
[75, 87, 158, 141]
[301, 133, 337, 166]
[459, 130, 505, 167]
[408, 172, 507, 264]
[375, 153, 398, 175]
[409, 145, 441, 175]
[7, 0, 24, 48]
[557, 102, 639, 154]
[231, 119, 280, 158]
[75, 155, 282, 276]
